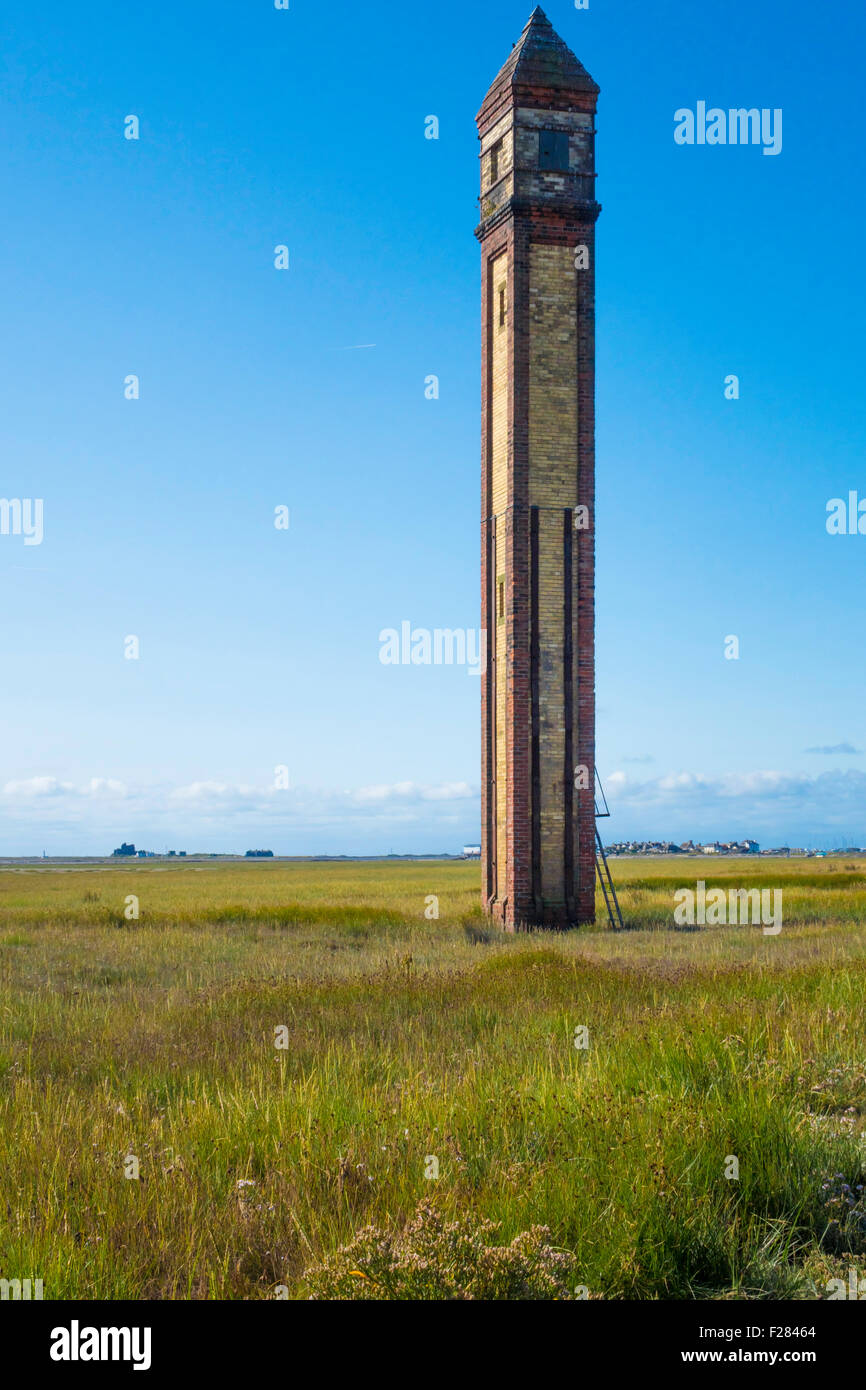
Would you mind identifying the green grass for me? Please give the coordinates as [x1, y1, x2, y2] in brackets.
[0, 856, 864, 1299]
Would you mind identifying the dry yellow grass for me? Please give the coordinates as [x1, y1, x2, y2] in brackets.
[0, 856, 864, 1299]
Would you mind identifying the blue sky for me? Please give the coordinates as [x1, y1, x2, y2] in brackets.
[1, 0, 864, 854]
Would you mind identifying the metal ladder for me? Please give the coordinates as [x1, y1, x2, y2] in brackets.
[595, 769, 625, 931]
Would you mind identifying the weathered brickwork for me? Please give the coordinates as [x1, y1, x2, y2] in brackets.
[477, 8, 599, 930]
[490, 250, 509, 893]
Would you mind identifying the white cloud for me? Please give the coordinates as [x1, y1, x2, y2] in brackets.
[82, 778, 127, 797]
[601, 768, 866, 842]
[805, 743, 862, 756]
[3, 777, 127, 800]
[609, 768, 866, 804]
[3, 765, 862, 855]
[169, 781, 259, 804]
[353, 780, 475, 804]
[3, 777, 75, 798]
[0, 773, 483, 856]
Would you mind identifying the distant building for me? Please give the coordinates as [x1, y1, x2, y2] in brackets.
[112, 842, 136, 857]
[245, 850, 274, 858]
[605, 838, 761, 858]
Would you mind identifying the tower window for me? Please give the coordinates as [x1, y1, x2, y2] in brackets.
[497, 577, 505, 622]
[489, 138, 503, 184]
[538, 129, 570, 171]
[498, 285, 506, 328]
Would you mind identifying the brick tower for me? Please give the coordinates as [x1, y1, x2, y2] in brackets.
[477, 7, 599, 930]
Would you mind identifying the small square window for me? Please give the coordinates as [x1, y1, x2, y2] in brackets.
[538, 129, 569, 171]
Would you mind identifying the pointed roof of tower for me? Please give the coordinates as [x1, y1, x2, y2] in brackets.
[483, 7, 599, 105]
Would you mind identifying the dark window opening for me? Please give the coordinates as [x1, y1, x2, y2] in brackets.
[498, 285, 506, 328]
[538, 128, 569, 171]
[489, 139, 502, 184]
[497, 578, 505, 622]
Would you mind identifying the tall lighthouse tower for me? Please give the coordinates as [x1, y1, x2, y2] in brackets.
[477, 8, 600, 930]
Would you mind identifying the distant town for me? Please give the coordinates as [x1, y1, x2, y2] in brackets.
[112, 843, 274, 860]
[98, 840, 866, 864]
[602, 840, 863, 858]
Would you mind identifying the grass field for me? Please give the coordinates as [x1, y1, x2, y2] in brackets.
[1, 855, 865, 1299]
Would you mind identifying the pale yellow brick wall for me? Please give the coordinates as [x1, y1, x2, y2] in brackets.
[529, 244, 578, 506]
[480, 116, 514, 222]
[480, 114, 514, 185]
[490, 259, 509, 517]
[490, 251, 509, 897]
[528, 243, 579, 905]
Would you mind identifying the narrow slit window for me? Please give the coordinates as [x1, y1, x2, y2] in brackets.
[489, 139, 502, 184]
[498, 285, 506, 328]
[497, 578, 505, 622]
